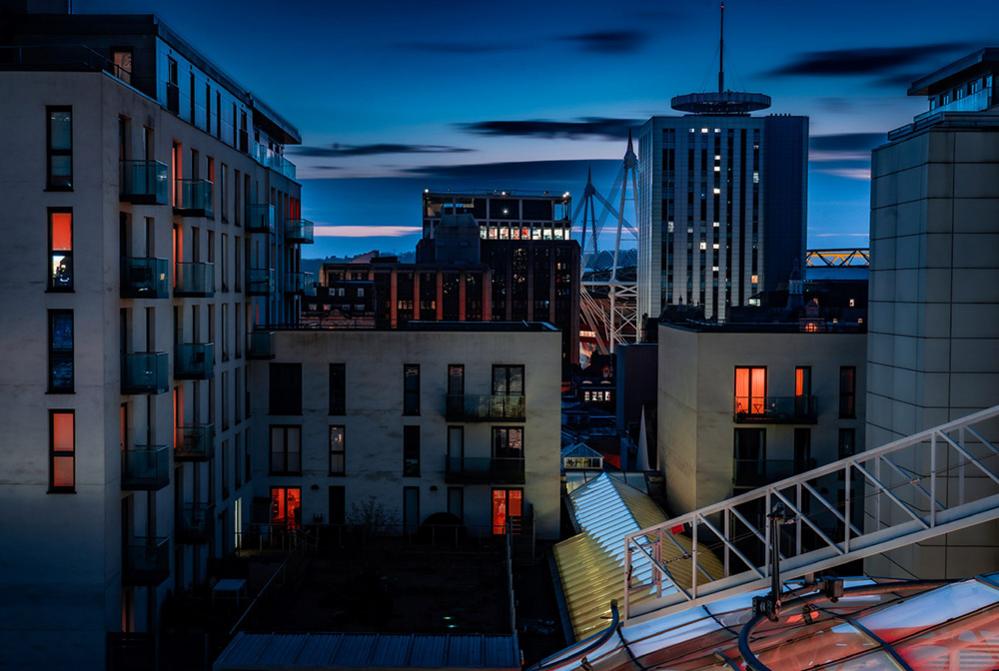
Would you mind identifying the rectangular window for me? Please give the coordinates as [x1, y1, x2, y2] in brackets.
[491, 488, 523, 535]
[492, 426, 524, 458]
[329, 486, 346, 525]
[734, 366, 766, 415]
[403, 425, 420, 476]
[839, 366, 857, 418]
[403, 364, 420, 415]
[220, 163, 228, 222]
[329, 363, 346, 415]
[269, 425, 301, 474]
[48, 310, 74, 393]
[49, 410, 75, 492]
[838, 428, 857, 459]
[447, 487, 464, 521]
[447, 426, 464, 460]
[269, 363, 302, 415]
[48, 209, 73, 291]
[492, 365, 524, 396]
[734, 427, 766, 462]
[270, 486, 301, 529]
[794, 428, 811, 473]
[112, 48, 133, 83]
[47, 106, 73, 190]
[447, 364, 465, 395]
[221, 439, 230, 499]
[329, 425, 345, 475]
[403, 486, 420, 534]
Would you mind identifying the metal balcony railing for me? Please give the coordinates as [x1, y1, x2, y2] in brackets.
[174, 342, 215, 379]
[174, 178, 213, 217]
[120, 160, 168, 204]
[175, 424, 215, 461]
[121, 352, 169, 395]
[246, 203, 275, 234]
[248, 331, 274, 359]
[123, 537, 170, 586]
[446, 394, 526, 421]
[445, 456, 526, 484]
[121, 445, 170, 491]
[177, 504, 211, 544]
[174, 261, 215, 297]
[285, 218, 314, 244]
[247, 268, 274, 296]
[120, 257, 169, 299]
[734, 395, 817, 424]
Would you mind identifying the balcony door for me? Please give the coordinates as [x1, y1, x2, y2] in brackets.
[734, 366, 766, 416]
[270, 486, 301, 530]
[492, 365, 524, 396]
[447, 364, 464, 395]
[491, 488, 523, 535]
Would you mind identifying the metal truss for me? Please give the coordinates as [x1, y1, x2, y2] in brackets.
[622, 405, 999, 622]
[805, 248, 870, 267]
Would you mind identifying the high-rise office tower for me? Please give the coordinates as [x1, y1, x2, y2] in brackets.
[637, 5, 807, 321]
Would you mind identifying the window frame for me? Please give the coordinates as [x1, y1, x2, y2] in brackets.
[329, 363, 346, 415]
[268, 424, 302, 475]
[48, 309, 74, 393]
[403, 425, 420, 477]
[46, 106, 73, 191]
[491, 426, 524, 459]
[329, 425, 346, 476]
[734, 365, 767, 416]
[492, 364, 525, 396]
[268, 363, 302, 416]
[48, 409, 76, 493]
[403, 363, 420, 416]
[47, 208, 74, 292]
[839, 366, 857, 419]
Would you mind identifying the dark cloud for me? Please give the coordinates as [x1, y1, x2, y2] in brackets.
[871, 71, 922, 88]
[312, 165, 343, 171]
[558, 30, 648, 54]
[458, 117, 640, 140]
[401, 158, 617, 181]
[770, 42, 972, 77]
[809, 133, 886, 153]
[394, 41, 514, 54]
[290, 143, 475, 158]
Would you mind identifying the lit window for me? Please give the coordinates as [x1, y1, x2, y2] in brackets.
[701, 128, 708, 133]
[751, 274, 759, 284]
[48, 310, 74, 393]
[714, 166, 721, 172]
[49, 410, 75, 492]
[713, 221, 719, 228]
[270, 487, 301, 529]
[713, 243, 720, 250]
[713, 187, 721, 195]
[714, 128, 721, 133]
[667, 221, 675, 233]
[492, 489, 523, 535]
[734, 366, 767, 415]
[848, 298, 855, 307]
[48, 210, 73, 291]
[112, 49, 133, 84]
[329, 426, 345, 475]
[712, 265, 719, 272]
[753, 172, 760, 184]
[699, 241, 707, 251]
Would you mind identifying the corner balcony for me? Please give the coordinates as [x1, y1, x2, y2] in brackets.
[734, 396, 817, 424]
[173, 179, 214, 217]
[177, 504, 211, 544]
[123, 537, 170, 586]
[248, 331, 274, 360]
[122, 445, 169, 491]
[445, 394, 526, 422]
[174, 342, 215, 380]
[120, 160, 169, 204]
[122, 352, 169, 395]
[284, 272, 306, 294]
[733, 458, 817, 489]
[445, 456, 525, 485]
[285, 219, 314, 244]
[121, 257, 169, 299]
[247, 203, 275, 234]
[174, 262, 215, 297]
[175, 424, 215, 461]
[247, 268, 274, 296]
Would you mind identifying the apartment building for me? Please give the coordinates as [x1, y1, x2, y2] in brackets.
[246, 324, 562, 540]
[0, 6, 310, 668]
[657, 309, 866, 514]
[866, 48, 999, 579]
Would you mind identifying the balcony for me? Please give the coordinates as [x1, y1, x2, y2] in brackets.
[253, 144, 297, 180]
[175, 342, 215, 379]
[173, 179, 214, 217]
[734, 396, 817, 424]
[446, 394, 526, 422]
[122, 446, 169, 491]
[120, 257, 169, 299]
[121, 352, 169, 395]
[177, 504, 211, 544]
[123, 537, 170, 586]
[175, 424, 215, 461]
[445, 456, 525, 485]
[246, 203, 275, 234]
[733, 458, 817, 489]
[285, 219, 314, 244]
[284, 272, 306, 294]
[248, 331, 274, 359]
[174, 261, 215, 297]
[247, 268, 274, 296]
[120, 160, 169, 204]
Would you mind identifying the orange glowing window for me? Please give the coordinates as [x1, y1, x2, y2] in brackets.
[48, 210, 73, 290]
[735, 367, 766, 415]
[492, 489, 523, 535]
[795, 366, 811, 397]
[50, 410, 75, 491]
[271, 487, 301, 529]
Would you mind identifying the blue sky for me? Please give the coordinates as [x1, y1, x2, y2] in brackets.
[81, 0, 998, 256]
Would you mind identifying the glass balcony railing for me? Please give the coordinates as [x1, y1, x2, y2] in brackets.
[123, 537, 170, 586]
[173, 179, 214, 217]
[175, 424, 215, 461]
[284, 272, 306, 294]
[285, 219, 314, 244]
[177, 504, 211, 544]
[121, 257, 169, 299]
[445, 456, 526, 484]
[246, 203, 275, 234]
[248, 331, 274, 359]
[175, 342, 215, 380]
[120, 160, 169, 204]
[122, 352, 169, 395]
[174, 262, 215, 297]
[446, 394, 526, 421]
[733, 458, 817, 489]
[915, 87, 993, 123]
[252, 144, 297, 180]
[247, 267, 274, 296]
[734, 396, 817, 424]
[122, 445, 169, 491]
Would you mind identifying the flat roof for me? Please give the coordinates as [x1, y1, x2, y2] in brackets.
[267, 321, 560, 334]
[425, 190, 571, 200]
[908, 47, 999, 96]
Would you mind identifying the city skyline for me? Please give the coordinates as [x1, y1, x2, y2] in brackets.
[72, 0, 998, 256]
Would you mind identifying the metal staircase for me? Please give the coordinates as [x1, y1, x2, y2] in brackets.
[623, 405, 999, 621]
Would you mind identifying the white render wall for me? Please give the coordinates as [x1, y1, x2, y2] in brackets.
[248, 328, 562, 540]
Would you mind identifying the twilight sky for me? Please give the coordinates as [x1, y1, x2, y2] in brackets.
[82, 0, 998, 257]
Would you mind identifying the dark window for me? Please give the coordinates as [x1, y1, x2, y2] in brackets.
[492, 427, 524, 458]
[329, 486, 346, 525]
[269, 425, 301, 474]
[734, 428, 766, 462]
[48, 209, 73, 291]
[447, 364, 465, 395]
[794, 428, 811, 473]
[447, 487, 464, 521]
[403, 486, 419, 534]
[838, 428, 856, 459]
[329, 363, 346, 415]
[49, 410, 75, 492]
[492, 365, 524, 396]
[403, 364, 420, 415]
[269, 363, 302, 415]
[46, 106, 72, 190]
[839, 366, 857, 418]
[48, 310, 74, 393]
[403, 425, 420, 476]
[329, 425, 345, 475]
